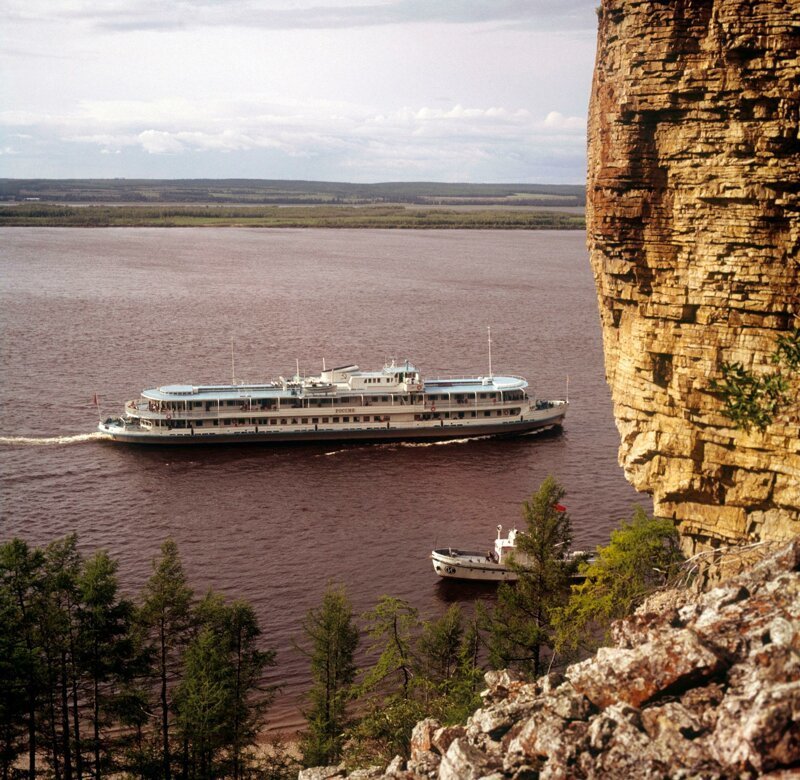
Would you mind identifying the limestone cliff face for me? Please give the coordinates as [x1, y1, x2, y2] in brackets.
[587, 0, 800, 551]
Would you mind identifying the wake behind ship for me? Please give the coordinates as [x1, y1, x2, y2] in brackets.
[98, 360, 567, 445]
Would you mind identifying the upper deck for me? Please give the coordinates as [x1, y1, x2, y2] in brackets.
[138, 361, 529, 403]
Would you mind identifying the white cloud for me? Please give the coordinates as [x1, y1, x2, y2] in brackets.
[1, 0, 594, 180]
[541, 110, 585, 131]
[0, 95, 585, 179]
[138, 130, 186, 154]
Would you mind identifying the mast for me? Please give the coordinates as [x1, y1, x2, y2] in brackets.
[487, 326, 493, 380]
[230, 336, 236, 385]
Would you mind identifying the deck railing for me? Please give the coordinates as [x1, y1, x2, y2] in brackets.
[125, 397, 532, 420]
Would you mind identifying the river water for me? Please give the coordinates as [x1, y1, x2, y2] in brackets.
[0, 227, 648, 730]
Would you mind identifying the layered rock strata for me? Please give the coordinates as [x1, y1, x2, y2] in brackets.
[301, 539, 800, 780]
[586, 0, 800, 551]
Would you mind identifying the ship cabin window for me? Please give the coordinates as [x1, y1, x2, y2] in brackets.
[312, 417, 319, 424]
[343, 416, 349, 423]
[353, 416, 360, 423]
[269, 419, 277, 425]
[302, 417, 308, 424]
[484, 411, 491, 417]
[322, 417, 329, 423]
[280, 419, 287, 425]
[333, 417, 339, 423]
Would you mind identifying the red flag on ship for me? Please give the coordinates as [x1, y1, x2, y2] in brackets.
[553, 503, 567, 512]
[92, 393, 99, 407]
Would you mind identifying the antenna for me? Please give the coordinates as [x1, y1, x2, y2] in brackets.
[487, 326, 493, 380]
[230, 336, 236, 385]
[296, 358, 300, 381]
[323, 357, 326, 372]
[566, 375, 570, 403]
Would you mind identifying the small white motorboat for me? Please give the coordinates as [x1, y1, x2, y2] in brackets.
[431, 525, 590, 582]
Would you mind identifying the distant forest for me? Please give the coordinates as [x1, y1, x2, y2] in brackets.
[0, 179, 585, 207]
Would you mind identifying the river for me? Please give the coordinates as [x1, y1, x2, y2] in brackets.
[0, 227, 648, 729]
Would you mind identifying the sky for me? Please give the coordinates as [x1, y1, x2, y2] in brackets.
[1, 0, 598, 183]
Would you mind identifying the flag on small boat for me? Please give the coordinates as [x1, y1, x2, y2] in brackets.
[92, 393, 99, 407]
[553, 503, 567, 512]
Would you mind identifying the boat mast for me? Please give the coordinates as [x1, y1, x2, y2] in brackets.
[230, 336, 236, 385]
[487, 326, 493, 380]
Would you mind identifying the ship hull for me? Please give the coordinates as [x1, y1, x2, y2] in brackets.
[99, 410, 565, 445]
[431, 549, 519, 582]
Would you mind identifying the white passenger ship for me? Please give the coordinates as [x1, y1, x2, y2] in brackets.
[98, 360, 568, 445]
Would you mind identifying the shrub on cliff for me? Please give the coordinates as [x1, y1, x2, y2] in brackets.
[710, 326, 800, 432]
[553, 508, 682, 656]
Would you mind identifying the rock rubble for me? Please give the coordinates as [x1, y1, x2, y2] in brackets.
[300, 539, 800, 779]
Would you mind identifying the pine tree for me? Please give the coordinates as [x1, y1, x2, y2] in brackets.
[182, 592, 276, 779]
[77, 550, 137, 778]
[0, 539, 46, 780]
[300, 585, 359, 768]
[39, 535, 84, 780]
[360, 597, 418, 698]
[484, 476, 575, 677]
[417, 604, 463, 686]
[138, 539, 194, 780]
[173, 626, 231, 779]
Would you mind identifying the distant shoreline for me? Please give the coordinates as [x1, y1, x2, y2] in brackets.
[0, 203, 586, 229]
[0, 178, 586, 228]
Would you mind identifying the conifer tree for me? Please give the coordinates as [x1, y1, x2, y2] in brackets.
[300, 585, 358, 768]
[40, 535, 83, 780]
[360, 597, 418, 698]
[77, 550, 137, 779]
[417, 604, 463, 686]
[483, 476, 575, 677]
[0, 539, 46, 780]
[182, 592, 276, 779]
[138, 539, 194, 780]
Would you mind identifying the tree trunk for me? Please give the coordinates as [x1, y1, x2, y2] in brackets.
[160, 620, 171, 780]
[60, 652, 73, 780]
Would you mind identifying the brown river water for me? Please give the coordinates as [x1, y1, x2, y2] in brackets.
[0, 227, 648, 730]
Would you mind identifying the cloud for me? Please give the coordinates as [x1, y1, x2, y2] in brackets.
[5, 0, 597, 32]
[539, 111, 585, 132]
[0, 95, 585, 180]
[138, 130, 186, 154]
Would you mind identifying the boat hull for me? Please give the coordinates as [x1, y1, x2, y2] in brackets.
[431, 549, 519, 582]
[98, 409, 566, 445]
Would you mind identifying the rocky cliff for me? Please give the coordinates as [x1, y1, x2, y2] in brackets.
[586, 0, 800, 552]
[300, 540, 800, 779]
